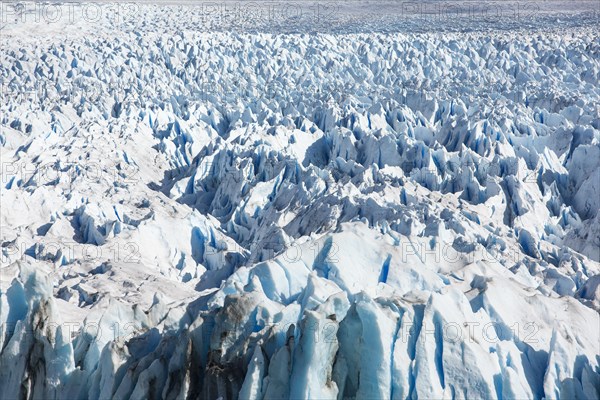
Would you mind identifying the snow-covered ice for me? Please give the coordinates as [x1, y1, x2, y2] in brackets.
[0, 2, 599, 399]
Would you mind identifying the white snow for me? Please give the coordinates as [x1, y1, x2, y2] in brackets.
[1, 2, 599, 399]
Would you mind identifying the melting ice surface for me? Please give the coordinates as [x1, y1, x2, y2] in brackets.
[0, 3, 599, 399]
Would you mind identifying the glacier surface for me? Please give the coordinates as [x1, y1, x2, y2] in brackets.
[0, 3, 599, 399]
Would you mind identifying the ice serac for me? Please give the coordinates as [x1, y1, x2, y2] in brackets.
[1, 8, 600, 400]
[1, 224, 600, 399]
[0, 261, 75, 399]
[289, 292, 349, 399]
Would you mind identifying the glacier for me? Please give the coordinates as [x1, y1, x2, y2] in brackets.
[1, 2, 599, 399]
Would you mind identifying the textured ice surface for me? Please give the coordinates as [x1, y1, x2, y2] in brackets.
[1, 3, 599, 399]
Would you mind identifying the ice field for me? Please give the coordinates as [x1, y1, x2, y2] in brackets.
[0, 1, 599, 399]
